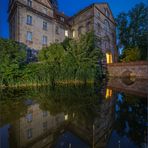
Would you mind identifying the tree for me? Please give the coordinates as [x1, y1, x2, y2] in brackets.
[50, 0, 58, 9]
[38, 43, 66, 86]
[121, 47, 141, 62]
[116, 3, 148, 60]
[0, 39, 27, 85]
[62, 32, 104, 84]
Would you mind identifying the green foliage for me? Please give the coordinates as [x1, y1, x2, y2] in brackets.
[0, 39, 27, 85]
[38, 32, 104, 85]
[38, 43, 66, 86]
[0, 32, 104, 87]
[116, 3, 148, 60]
[121, 47, 141, 62]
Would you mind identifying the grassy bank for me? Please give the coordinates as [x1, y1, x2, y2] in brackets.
[0, 80, 94, 89]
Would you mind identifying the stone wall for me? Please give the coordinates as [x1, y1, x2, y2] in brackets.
[9, 1, 117, 59]
[107, 61, 148, 79]
[107, 78, 148, 97]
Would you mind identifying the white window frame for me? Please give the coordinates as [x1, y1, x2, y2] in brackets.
[42, 36, 48, 45]
[43, 21, 48, 30]
[26, 31, 32, 41]
[26, 15, 32, 25]
[27, 0, 32, 7]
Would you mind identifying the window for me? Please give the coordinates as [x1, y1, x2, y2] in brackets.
[97, 23, 101, 33]
[26, 31, 32, 41]
[65, 30, 68, 37]
[104, 20, 110, 31]
[60, 17, 64, 22]
[26, 113, 32, 122]
[43, 111, 48, 117]
[105, 9, 110, 17]
[78, 26, 83, 36]
[86, 22, 91, 32]
[50, 10, 54, 17]
[112, 33, 115, 40]
[72, 30, 76, 38]
[43, 21, 48, 30]
[43, 8, 47, 14]
[42, 36, 48, 45]
[27, 128, 32, 139]
[26, 15, 32, 25]
[55, 39, 59, 42]
[27, 0, 32, 7]
[104, 38, 110, 49]
[43, 121, 48, 131]
[97, 11, 100, 17]
[55, 26, 59, 34]
[106, 52, 113, 64]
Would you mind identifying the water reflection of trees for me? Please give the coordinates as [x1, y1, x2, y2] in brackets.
[0, 88, 29, 126]
[115, 93, 147, 147]
[0, 85, 104, 127]
[0, 84, 116, 148]
[29, 85, 103, 124]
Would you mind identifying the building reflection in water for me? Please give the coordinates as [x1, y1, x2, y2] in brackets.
[1, 79, 146, 148]
[9, 102, 65, 148]
[4, 88, 115, 148]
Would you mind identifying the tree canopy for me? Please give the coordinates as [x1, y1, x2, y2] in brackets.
[0, 32, 104, 87]
[116, 3, 148, 61]
[0, 39, 27, 85]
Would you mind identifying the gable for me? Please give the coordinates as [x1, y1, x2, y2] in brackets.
[95, 3, 115, 23]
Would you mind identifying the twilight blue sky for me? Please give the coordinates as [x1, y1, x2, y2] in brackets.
[0, 0, 147, 38]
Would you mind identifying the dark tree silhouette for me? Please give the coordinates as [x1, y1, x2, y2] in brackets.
[50, 0, 58, 9]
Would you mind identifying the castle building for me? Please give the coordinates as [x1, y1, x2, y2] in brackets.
[8, 0, 117, 63]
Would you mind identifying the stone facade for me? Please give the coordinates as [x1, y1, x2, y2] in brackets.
[9, 0, 117, 62]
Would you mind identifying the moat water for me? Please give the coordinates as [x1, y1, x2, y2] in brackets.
[0, 78, 147, 148]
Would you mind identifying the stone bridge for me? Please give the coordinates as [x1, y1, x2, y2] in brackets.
[107, 78, 148, 97]
[107, 61, 148, 79]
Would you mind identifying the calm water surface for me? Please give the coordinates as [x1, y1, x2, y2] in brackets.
[0, 78, 147, 148]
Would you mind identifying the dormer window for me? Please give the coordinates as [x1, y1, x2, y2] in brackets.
[43, 8, 47, 14]
[60, 17, 64, 22]
[27, 0, 32, 7]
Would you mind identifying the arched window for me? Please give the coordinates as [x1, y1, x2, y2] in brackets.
[104, 20, 110, 31]
[72, 30, 76, 38]
[104, 36, 110, 49]
[97, 23, 101, 33]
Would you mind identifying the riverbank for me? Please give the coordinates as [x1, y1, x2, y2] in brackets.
[0, 80, 94, 89]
